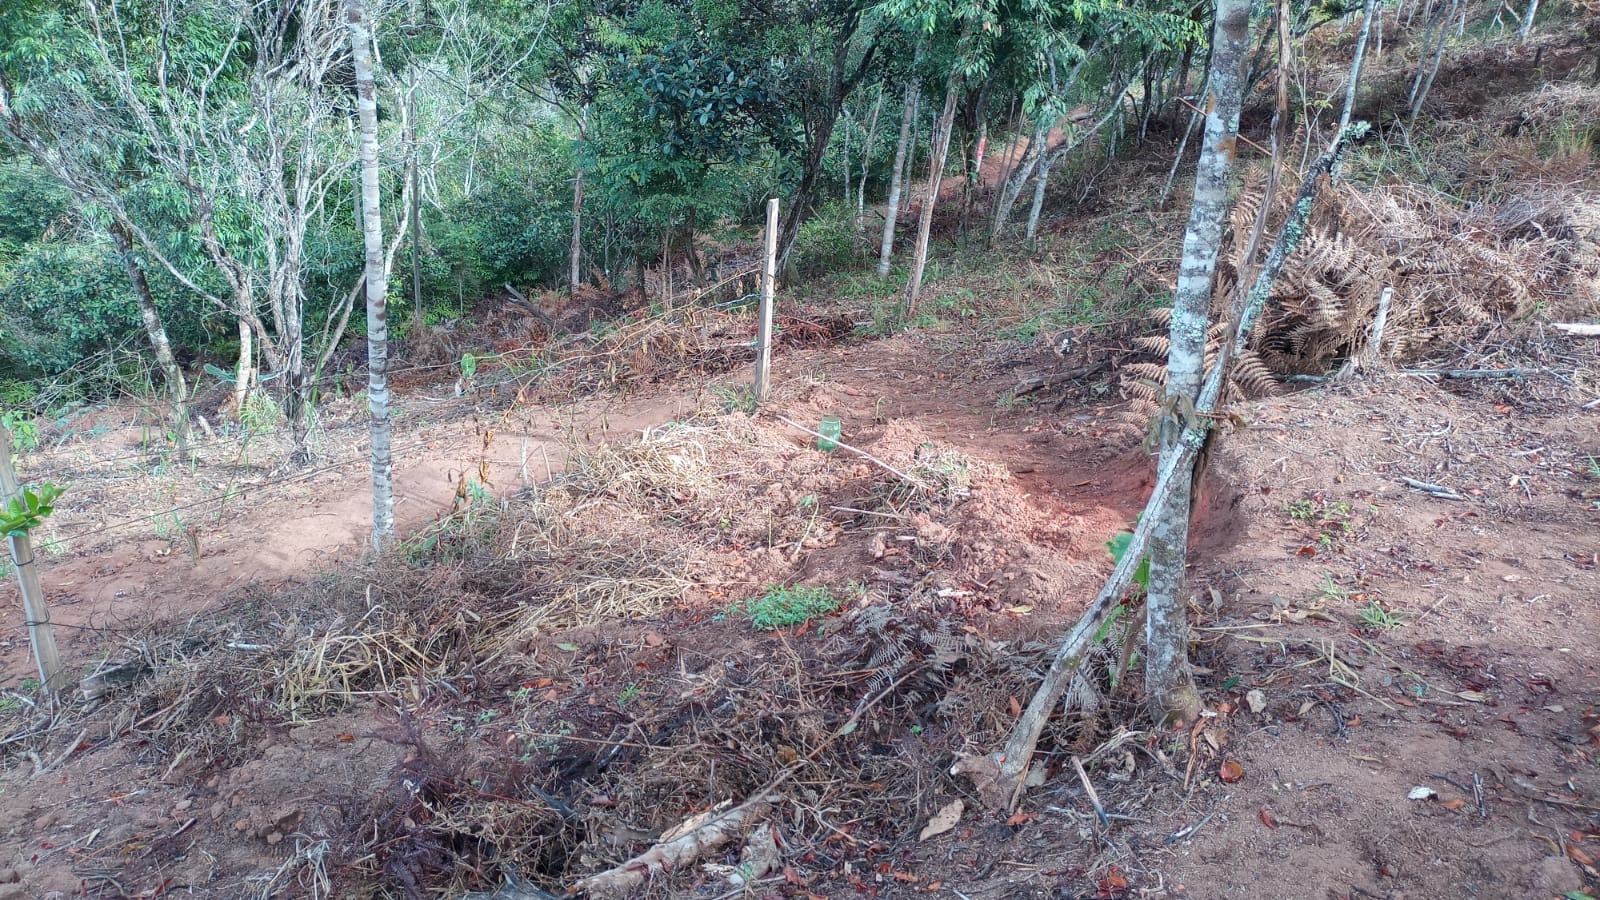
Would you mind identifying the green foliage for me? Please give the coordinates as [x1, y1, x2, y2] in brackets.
[1, 411, 38, 452]
[741, 584, 845, 631]
[1107, 529, 1150, 591]
[0, 482, 65, 537]
[791, 202, 862, 278]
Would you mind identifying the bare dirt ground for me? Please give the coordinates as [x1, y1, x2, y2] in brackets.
[2, 321, 1597, 899]
[2, 31, 1599, 900]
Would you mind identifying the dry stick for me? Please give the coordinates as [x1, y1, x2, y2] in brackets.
[566, 671, 913, 898]
[1071, 756, 1110, 828]
[0, 425, 65, 695]
[1337, 283, 1394, 379]
[959, 129, 1364, 812]
[773, 416, 928, 490]
[1552, 323, 1600, 337]
[753, 199, 779, 403]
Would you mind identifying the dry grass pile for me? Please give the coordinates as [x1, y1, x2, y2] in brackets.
[533, 305, 851, 397]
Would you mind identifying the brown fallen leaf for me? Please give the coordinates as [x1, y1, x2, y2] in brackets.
[1005, 811, 1036, 827]
[1443, 798, 1468, 810]
[919, 799, 964, 841]
[1260, 805, 1279, 829]
[1219, 760, 1245, 783]
[1568, 844, 1597, 867]
[1008, 696, 1022, 717]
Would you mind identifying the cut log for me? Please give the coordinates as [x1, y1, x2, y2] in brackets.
[502, 284, 562, 334]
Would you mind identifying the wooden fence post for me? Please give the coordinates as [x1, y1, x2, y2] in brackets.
[0, 424, 65, 695]
[754, 198, 779, 403]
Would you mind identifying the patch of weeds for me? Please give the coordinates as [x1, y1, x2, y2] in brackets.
[714, 385, 757, 415]
[238, 392, 281, 432]
[404, 479, 501, 563]
[617, 682, 642, 705]
[740, 584, 845, 631]
[1315, 571, 1350, 604]
[1284, 494, 1357, 551]
[1359, 600, 1404, 631]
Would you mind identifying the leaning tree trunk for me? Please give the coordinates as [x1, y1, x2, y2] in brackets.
[878, 79, 919, 277]
[346, 0, 394, 553]
[991, 121, 1047, 241]
[905, 57, 965, 316]
[1145, 0, 1252, 726]
[108, 221, 190, 457]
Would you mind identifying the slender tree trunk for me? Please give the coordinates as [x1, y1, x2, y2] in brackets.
[1518, 0, 1539, 42]
[407, 71, 424, 334]
[991, 121, 1047, 240]
[233, 318, 254, 416]
[856, 84, 884, 235]
[905, 55, 966, 316]
[108, 221, 190, 457]
[1409, 0, 1454, 126]
[1408, 0, 1452, 123]
[1024, 147, 1054, 247]
[1145, 0, 1252, 726]
[346, 0, 393, 553]
[569, 106, 588, 295]
[1339, 0, 1380, 136]
[878, 79, 919, 278]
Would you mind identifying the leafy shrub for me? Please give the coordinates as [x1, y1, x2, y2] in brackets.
[790, 202, 861, 278]
[741, 584, 844, 630]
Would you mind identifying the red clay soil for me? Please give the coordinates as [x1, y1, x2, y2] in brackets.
[3, 319, 1597, 899]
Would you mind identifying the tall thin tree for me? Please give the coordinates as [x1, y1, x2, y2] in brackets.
[345, 0, 394, 552]
[878, 78, 919, 277]
[1144, 0, 1252, 724]
[904, 44, 967, 316]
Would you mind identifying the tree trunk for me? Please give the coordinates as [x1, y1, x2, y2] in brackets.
[346, 0, 394, 553]
[1024, 145, 1054, 247]
[407, 69, 423, 335]
[991, 121, 1047, 241]
[1408, 0, 1453, 124]
[855, 84, 884, 234]
[108, 221, 190, 457]
[570, 106, 589, 295]
[1518, 0, 1539, 42]
[1339, 0, 1380, 135]
[1145, 0, 1252, 726]
[905, 56, 965, 316]
[878, 79, 919, 278]
[233, 318, 255, 417]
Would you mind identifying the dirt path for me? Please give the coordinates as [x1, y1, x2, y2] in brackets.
[0, 385, 696, 683]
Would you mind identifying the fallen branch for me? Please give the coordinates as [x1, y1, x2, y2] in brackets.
[774, 415, 928, 491]
[502, 284, 563, 335]
[1401, 477, 1466, 501]
[1011, 362, 1107, 397]
[1289, 367, 1554, 384]
[567, 795, 778, 899]
[566, 671, 914, 897]
[1552, 322, 1600, 337]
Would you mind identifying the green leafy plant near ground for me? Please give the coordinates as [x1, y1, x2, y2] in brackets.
[740, 583, 845, 630]
[1285, 495, 1357, 549]
[0, 483, 64, 537]
[0, 410, 38, 452]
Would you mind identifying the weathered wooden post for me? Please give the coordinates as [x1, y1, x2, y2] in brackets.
[0, 424, 65, 694]
[753, 197, 779, 403]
